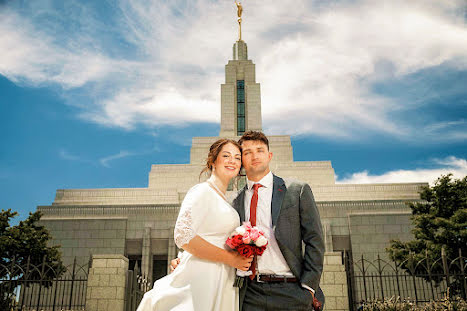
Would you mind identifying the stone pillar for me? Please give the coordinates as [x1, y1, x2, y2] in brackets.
[86, 254, 128, 311]
[142, 227, 153, 284]
[321, 252, 349, 311]
[167, 227, 177, 274]
[323, 221, 334, 252]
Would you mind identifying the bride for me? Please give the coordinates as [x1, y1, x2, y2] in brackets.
[137, 139, 252, 311]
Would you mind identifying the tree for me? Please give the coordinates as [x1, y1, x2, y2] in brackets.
[0, 210, 65, 308]
[387, 174, 467, 295]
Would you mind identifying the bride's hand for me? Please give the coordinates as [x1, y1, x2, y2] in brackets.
[227, 253, 253, 271]
[170, 258, 180, 273]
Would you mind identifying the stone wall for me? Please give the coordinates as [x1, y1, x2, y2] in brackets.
[86, 254, 128, 311]
[349, 212, 414, 261]
[321, 252, 349, 311]
[40, 219, 127, 266]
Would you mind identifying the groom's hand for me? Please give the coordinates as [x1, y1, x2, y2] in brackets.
[308, 290, 315, 300]
[170, 258, 180, 272]
[308, 290, 322, 311]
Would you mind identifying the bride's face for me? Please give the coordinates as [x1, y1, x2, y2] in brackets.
[212, 143, 242, 180]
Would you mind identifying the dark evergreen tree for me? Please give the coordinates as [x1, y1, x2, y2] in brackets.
[0, 210, 65, 308]
[387, 174, 467, 296]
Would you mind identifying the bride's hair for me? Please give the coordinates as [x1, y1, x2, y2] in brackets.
[200, 138, 242, 178]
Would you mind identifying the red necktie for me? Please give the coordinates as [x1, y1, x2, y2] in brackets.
[249, 183, 263, 280]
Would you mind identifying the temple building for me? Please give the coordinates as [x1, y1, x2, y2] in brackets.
[37, 38, 425, 285]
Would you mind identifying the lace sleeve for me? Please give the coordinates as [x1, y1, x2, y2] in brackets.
[174, 203, 195, 248]
[174, 184, 209, 248]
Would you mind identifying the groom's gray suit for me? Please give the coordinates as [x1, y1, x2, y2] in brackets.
[232, 174, 325, 310]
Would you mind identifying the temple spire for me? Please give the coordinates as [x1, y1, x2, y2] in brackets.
[233, 40, 248, 60]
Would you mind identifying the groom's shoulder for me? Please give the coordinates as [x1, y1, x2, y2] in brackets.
[228, 186, 245, 205]
[275, 174, 308, 190]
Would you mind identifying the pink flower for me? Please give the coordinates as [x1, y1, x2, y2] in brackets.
[242, 231, 251, 244]
[249, 228, 260, 241]
[243, 222, 252, 232]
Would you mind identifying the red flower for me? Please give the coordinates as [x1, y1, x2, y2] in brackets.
[237, 244, 255, 257]
[226, 235, 244, 249]
[255, 246, 267, 256]
[232, 235, 243, 247]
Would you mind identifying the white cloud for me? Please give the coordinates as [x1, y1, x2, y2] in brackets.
[0, 0, 466, 140]
[99, 151, 134, 168]
[59, 146, 157, 167]
[337, 156, 467, 185]
[422, 119, 467, 142]
[0, 10, 132, 89]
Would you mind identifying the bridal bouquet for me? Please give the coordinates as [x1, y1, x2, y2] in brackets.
[225, 222, 268, 287]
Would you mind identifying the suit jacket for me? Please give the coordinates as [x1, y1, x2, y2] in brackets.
[231, 174, 325, 306]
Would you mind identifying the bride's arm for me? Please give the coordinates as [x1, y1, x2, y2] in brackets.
[174, 185, 252, 271]
[181, 236, 252, 271]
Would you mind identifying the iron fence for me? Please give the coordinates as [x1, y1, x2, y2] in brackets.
[344, 249, 467, 310]
[125, 262, 151, 311]
[0, 256, 89, 311]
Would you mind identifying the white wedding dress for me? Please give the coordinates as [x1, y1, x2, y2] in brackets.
[137, 182, 240, 311]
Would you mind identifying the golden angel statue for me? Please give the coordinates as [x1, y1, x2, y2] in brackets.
[235, 1, 243, 40]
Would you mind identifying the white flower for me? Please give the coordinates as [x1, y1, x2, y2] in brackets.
[255, 235, 268, 247]
[235, 226, 246, 236]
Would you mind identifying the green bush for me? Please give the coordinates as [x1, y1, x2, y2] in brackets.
[362, 296, 467, 311]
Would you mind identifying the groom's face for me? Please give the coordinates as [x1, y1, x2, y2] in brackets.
[240, 140, 273, 179]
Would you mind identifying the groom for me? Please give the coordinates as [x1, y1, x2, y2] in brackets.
[233, 131, 324, 311]
[172, 131, 325, 310]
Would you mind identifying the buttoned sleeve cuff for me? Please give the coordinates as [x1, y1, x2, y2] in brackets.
[301, 283, 315, 294]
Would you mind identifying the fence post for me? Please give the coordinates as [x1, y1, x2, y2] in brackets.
[459, 248, 467, 300]
[344, 251, 355, 311]
[426, 250, 435, 300]
[442, 246, 450, 296]
[132, 262, 141, 311]
[68, 257, 77, 309]
[409, 252, 419, 303]
[394, 263, 401, 298]
[7, 256, 16, 309]
[19, 256, 31, 308]
[125, 270, 134, 311]
[361, 254, 368, 301]
[52, 270, 59, 311]
[377, 254, 384, 300]
[36, 255, 47, 311]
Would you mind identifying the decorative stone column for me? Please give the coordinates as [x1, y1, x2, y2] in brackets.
[320, 252, 349, 311]
[86, 254, 128, 311]
[141, 227, 153, 284]
[167, 227, 177, 274]
[323, 221, 334, 252]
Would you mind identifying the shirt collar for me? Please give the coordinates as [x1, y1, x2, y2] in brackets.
[246, 171, 273, 190]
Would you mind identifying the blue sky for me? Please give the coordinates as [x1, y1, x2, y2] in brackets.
[0, 0, 466, 221]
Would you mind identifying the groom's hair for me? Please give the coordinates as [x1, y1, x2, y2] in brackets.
[238, 131, 269, 150]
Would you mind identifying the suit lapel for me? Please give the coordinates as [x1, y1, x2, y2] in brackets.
[271, 175, 286, 226]
[234, 185, 247, 223]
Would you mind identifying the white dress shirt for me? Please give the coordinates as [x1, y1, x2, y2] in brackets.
[244, 171, 314, 293]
